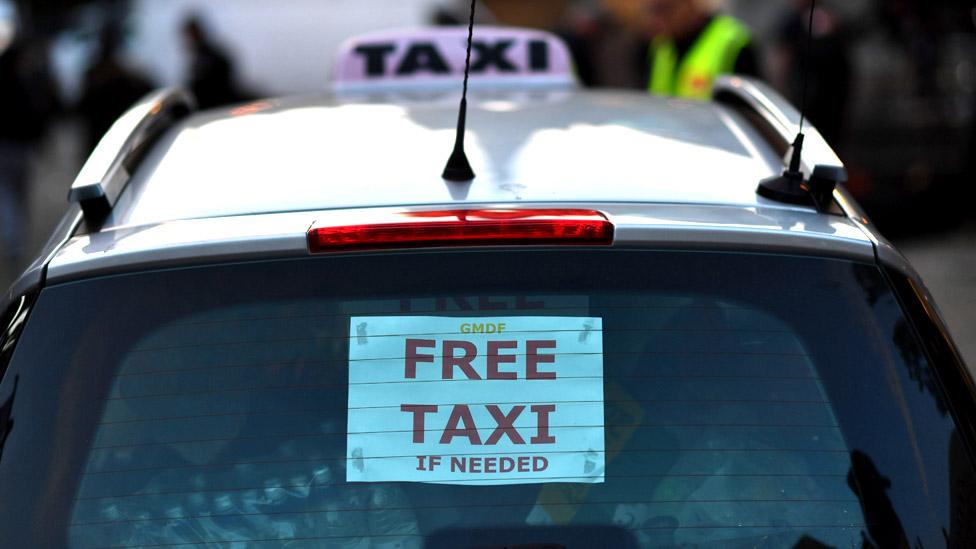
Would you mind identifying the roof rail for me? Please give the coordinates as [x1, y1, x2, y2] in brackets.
[68, 88, 196, 224]
[712, 76, 843, 175]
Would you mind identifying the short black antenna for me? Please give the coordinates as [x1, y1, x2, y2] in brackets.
[442, 0, 477, 182]
[790, 0, 815, 173]
[758, 0, 834, 210]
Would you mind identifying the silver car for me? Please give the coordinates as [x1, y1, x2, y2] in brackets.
[0, 27, 972, 549]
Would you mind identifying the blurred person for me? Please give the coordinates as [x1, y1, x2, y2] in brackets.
[430, 7, 463, 26]
[432, 0, 619, 86]
[79, 23, 155, 154]
[182, 16, 243, 109]
[590, 0, 654, 88]
[968, 15, 976, 211]
[429, 1, 498, 26]
[876, 0, 939, 97]
[772, 0, 852, 145]
[430, 1, 567, 28]
[478, 0, 569, 30]
[0, 38, 51, 268]
[434, 0, 653, 90]
[539, 1, 640, 88]
[562, 0, 656, 89]
[643, 0, 760, 99]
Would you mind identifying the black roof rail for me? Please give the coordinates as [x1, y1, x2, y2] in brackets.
[68, 88, 196, 225]
[712, 76, 848, 212]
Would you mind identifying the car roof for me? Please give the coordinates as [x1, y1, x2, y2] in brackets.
[102, 90, 792, 229]
[32, 77, 882, 287]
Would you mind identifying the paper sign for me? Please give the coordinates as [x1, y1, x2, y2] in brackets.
[346, 316, 605, 485]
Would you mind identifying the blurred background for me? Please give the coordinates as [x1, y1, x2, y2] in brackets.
[0, 0, 974, 361]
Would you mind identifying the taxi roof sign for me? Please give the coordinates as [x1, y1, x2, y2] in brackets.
[332, 26, 578, 92]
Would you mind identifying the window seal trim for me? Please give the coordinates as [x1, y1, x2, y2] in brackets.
[0, 291, 38, 386]
[881, 265, 976, 464]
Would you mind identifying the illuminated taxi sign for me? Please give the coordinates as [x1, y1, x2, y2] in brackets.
[332, 26, 578, 92]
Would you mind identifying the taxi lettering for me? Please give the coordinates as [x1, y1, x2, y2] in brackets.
[333, 28, 577, 94]
[354, 39, 550, 77]
[404, 338, 557, 380]
[398, 329, 562, 477]
[400, 403, 556, 445]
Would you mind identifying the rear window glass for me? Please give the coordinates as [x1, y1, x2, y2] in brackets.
[0, 250, 971, 548]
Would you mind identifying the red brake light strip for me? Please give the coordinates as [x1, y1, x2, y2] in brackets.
[308, 209, 614, 253]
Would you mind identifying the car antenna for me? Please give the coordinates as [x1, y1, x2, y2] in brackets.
[756, 0, 837, 212]
[442, 0, 478, 182]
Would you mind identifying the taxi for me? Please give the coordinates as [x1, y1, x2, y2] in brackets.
[1, 27, 974, 548]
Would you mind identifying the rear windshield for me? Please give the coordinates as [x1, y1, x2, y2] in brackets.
[0, 250, 971, 548]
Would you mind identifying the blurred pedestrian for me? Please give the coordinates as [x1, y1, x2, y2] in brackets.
[968, 17, 976, 213]
[876, 0, 940, 97]
[433, 0, 620, 87]
[79, 23, 155, 153]
[182, 16, 243, 109]
[560, 0, 655, 89]
[0, 39, 49, 267]
[434, 0, 642, 89]
[643, 0, 760, 99]
[772, 0, 852, 145]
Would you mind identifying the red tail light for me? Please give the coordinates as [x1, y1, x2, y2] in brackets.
[308, 209, 614, 253]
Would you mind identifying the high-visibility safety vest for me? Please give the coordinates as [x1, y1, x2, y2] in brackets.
[648, 15, 751, 100]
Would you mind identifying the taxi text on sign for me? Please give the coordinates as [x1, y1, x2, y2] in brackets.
[332, 27, 577, 91]
[347, 316, 605, 485]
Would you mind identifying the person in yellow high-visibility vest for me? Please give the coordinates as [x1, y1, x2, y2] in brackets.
[644, 0, 760, 100]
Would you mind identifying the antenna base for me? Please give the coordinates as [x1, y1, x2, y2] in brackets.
[442, 149, 475, 182]
[757, 170, 813, 207]
[757, 165, 847, 213]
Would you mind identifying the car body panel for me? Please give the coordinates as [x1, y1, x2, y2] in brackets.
[48, 202, 874, 283]
[102, 90, 803, 230]
[1, 77, 961, 380]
